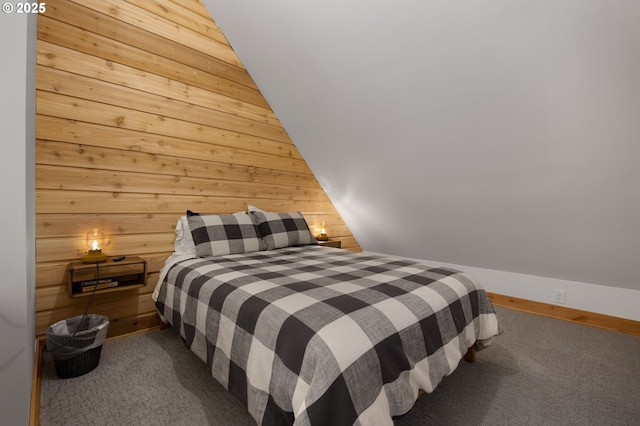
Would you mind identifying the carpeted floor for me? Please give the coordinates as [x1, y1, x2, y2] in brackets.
[40, 306, 640, 425]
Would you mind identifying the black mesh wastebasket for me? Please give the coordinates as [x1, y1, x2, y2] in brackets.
[46, 314, 109, 379]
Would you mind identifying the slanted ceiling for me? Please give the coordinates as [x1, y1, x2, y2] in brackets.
[204, 0, 640, 293]
[35, 0, 360, 338]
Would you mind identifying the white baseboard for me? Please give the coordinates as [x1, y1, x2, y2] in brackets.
[364, 252, 640, 322]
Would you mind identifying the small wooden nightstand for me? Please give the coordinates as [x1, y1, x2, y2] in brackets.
[318, 239, 342, 249]
[67, 256, 147, 297]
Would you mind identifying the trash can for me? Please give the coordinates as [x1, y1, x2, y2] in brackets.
[46, 314, 109, 379]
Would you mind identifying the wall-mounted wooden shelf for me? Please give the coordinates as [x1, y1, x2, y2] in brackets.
[318, 239, 342, 248]
[67, 256, 147, 297]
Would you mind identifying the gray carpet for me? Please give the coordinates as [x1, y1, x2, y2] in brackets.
[40, 307, 640, 425]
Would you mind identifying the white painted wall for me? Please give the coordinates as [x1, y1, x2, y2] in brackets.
[367, 252, 640, 322]
[0, 7, 36, 426]
[204, 0, 640, 317]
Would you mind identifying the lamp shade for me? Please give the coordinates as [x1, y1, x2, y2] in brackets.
[316, 221, 328, 241]
[82, 228, 108, 263]
[86, 228, 105, 250]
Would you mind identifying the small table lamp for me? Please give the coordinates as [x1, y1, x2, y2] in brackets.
[316, 221, 329, 241]
[82, 228, 109, 263]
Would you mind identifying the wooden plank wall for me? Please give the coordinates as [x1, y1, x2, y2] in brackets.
[35, 0, 361, 339]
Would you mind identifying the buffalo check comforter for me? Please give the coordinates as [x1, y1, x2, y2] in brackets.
[153, 246, 501, 425]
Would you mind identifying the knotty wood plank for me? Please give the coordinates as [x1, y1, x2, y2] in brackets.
[170, 0, 213, 20]
[36, 211, 344, 241]
[36, 190, 337, 215]
[36, 292, 158, 336]
[36, 210, 347, 248]
[36, 262, 69, 289]
[37, 67, 287, 143]
[36, 116, 310, 174]
[339, 236, 362, 252]
[37, 15, 268, 108]
[37, 42, 280, 126]
[68, 0, 242, 67]
[37, 140, 318, 189]
[37, 91, 297, 156]
[36, 233, 175, 263]
[126, 0, 228, 46]
[105, 311, 164, 339]
[36, 212, 183, 239]
[36, 165, 326, 201]
[44, 0, 253, 88]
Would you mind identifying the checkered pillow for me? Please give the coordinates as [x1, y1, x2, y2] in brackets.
[187, 212, 265, 257]
[251, 211, 317, 250]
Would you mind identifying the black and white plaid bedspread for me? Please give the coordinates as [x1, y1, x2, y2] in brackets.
[154, 246, 500, 425]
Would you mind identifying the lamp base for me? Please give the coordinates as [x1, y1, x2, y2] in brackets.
[82, 249, 108, 263]
[316, 233, 329, 241]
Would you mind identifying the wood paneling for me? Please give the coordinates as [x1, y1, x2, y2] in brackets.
[36, 0, 361, 338]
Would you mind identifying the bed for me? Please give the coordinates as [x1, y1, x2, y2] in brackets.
[152, 211, 501, 425]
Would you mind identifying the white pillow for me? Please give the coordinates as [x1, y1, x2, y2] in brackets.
[247, 204, 264, 213]
[173, 216, 196, 255]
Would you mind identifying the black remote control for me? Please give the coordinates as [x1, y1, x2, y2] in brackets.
[113, 256, 126, 262]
